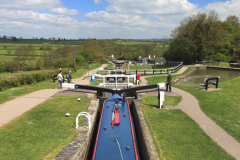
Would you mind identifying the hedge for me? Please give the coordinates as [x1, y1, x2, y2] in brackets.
[0, 68, 74, 91]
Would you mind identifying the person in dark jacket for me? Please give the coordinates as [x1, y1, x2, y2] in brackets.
[166, 71, 172, 92]
[67, 70, 72, 83]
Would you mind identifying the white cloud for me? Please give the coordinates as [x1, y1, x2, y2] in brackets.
[106, 0, 197, 15]
[50, 7, 80, 15]
[85, 11, 177, 29]
[94, 0, 102, 4]
[0, 9, 78, 26]
[204, 0, 240, 20]
[85, 11, 142, 24]
[0, 0, 62, 10]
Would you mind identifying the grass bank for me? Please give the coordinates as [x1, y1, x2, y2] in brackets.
[130, 65, 152, 70]
[146, 67, 194, 84]
[153, 65, 177, 69]
[72, 63, 101, 79]
[0, 95, 90, 160]
[0, 70, 53, 78]
[142, 96, 234, 159]
[174, 75, 240, 143]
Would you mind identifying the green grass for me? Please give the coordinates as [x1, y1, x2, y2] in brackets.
[0, 80, 58, 104]
[0, 63, 102, 104]
[153, 65, 177, 69]
[142, 96, 234, 159]
[0, 55, 16, 61]
[115, 41, 156, 45]
[130, 65, 152, 70]
[72, 63, 102, 79]
[174, 75, 240, 143]
[146, 67, 194, 84]
[104, 63, 114, 69]
[123, 64, 129, 69]
[90, 79, 103, 85]
[0, 70, 53, 78]
[0, 39, 83, 45]
[0, 95, 90, 160]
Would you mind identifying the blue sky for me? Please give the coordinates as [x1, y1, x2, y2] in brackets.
[0, 0, 239, 39]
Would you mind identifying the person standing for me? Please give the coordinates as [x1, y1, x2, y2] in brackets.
[166, 71, 172, 92]
[67, 70, 72, 83]
[57, 71, 63, 89]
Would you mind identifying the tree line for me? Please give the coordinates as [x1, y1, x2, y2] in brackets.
[163, 11, 240, 64]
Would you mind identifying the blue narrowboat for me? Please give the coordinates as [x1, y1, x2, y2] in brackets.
[92, 94, 139, 160]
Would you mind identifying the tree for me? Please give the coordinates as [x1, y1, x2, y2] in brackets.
[142, 44, 153, 55]
[36, 58, 44, 70]
[15, 46, 33, 61]
[0, 59, 4, 72]
[3, 43, 8, 50]
[7, 49, 12, 55]
[226, 15, 240, 29]
[164, 11, 229, 64]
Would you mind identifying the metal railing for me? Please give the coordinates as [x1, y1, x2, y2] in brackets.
[76, 112, 91, 130]
[127, 62, 183, 75]
[82, 71, 93, 80]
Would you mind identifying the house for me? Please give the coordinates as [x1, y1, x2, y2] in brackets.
[137, 55, 165, 64]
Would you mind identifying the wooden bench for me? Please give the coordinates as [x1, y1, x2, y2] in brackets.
[200, 77, 220, 90]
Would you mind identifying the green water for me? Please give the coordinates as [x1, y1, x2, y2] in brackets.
[175, 68, 240, 85]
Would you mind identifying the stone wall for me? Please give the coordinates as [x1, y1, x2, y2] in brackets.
[133, 93, 160, 160]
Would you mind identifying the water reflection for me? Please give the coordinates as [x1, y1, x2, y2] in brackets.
[175, 68, 240, 85]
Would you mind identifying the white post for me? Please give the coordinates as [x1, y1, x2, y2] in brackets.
[159, 91, 165, 108]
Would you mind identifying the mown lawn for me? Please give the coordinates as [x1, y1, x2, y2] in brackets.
[153, 65, 177, 69]
[174, 75, 240, 143]
[0, 95, 90, 160]
[104, 63, 114, 69]
[130, 65, 152, 70]
[146, 67, 194, 84]
[142, 96, 234, 159]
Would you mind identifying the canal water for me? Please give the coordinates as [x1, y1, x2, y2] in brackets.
[175, 68, 240, 85]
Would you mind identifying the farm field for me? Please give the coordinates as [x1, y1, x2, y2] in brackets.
[0, 55, 16, 61]
[0, 39, 83, 45]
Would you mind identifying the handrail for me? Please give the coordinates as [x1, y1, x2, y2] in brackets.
[82, 71, 93, 80]
[76, 112, 91, 130]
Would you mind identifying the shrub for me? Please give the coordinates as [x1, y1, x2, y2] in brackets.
[0, 68, 75, 90]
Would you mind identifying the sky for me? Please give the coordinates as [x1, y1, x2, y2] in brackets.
[0, 0, 239, 39]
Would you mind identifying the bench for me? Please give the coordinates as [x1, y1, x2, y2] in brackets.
[200, 77, 220, 90]
[52, 74, 67, 83]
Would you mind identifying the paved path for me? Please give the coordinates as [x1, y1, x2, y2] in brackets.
[140, 66, 240, 159]
[0, 64, 107, 128]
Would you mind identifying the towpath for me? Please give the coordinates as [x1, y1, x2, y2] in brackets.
[0, 64, 107, 127]
[140, 65, 240, 159]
